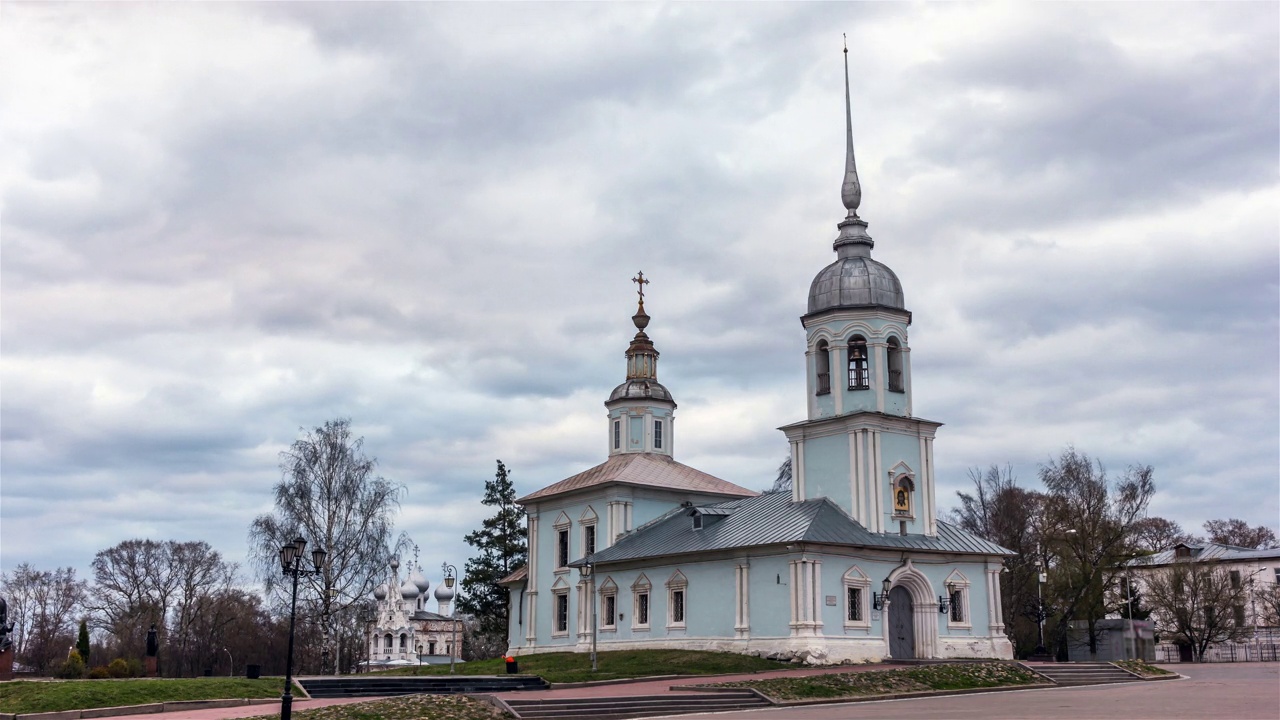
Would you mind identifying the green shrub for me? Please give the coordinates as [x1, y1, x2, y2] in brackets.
[126, 658, 145, 677]
[107, 658, 131, 678]
[58, 650, 87, 679]
[87, 666, 111, 679]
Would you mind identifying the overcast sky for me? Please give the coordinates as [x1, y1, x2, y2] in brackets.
[3, 2, 1277, 587]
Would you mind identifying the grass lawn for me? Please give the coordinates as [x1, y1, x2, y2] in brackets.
[704, 661, 1043, 700]
[1112, 659, 1175, 677]
[244, 695, 507, 720]
[0, 677, 290, 715]
[374, 649, 791, 683]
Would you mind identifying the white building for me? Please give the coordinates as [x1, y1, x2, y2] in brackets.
[366, 556, 464, 667]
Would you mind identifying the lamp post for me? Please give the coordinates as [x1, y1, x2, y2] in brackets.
[442, 563, 458, 675]
[224, 647, 233, 677]
[578, 553, 597, 672]
[279, 536, 327, 720]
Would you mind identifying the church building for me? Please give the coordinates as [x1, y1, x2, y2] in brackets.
[500, 50, 1014, 663]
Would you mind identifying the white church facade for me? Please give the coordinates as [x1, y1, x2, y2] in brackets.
[500, 51, 1014, 664]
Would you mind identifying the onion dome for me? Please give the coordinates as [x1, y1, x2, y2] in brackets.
[608, 273, 675, 404]
[433, 581, 456, 602]
[399, 577, 420, 600]
[807, 39, 906, 316]
[373, 583, 388, 601]
[389, 556, 400, 571]
[411, 567, 430, 594]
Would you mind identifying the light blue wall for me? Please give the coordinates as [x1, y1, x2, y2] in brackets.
[801, 435, 852, 516]
[878, 431, 926, 534]
[745, 555, 794, 638]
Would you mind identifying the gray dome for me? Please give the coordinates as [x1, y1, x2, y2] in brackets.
[434, 583, 455, 602]
[399, 577, 420, 600]
[373, 583, 388, 601]
[807, 256, 905, 314]
[410, 568, 430, 594]
[608, 379, 674, 404]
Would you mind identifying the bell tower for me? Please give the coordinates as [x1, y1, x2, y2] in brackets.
[780, 42, 939, 537]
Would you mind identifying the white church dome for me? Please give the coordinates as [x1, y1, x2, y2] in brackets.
[399, 578, 420, 600]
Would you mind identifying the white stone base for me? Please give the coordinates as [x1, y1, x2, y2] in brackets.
[512, 633, 1015, 664]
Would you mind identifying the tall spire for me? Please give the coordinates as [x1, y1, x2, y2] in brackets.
[834, 35, 873, 255]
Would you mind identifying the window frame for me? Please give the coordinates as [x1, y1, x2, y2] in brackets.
[552, 589, 570, 637]
[892, 475, 915, 518]
[945, 576, 971, 629]
[583, 523, 596, 557]
[556, 529, 570, 570]
[886, 337, 904, 393]
[815, 340, 831, 395]
[631, 574, 652, 631]
[654, 419, 663, 449]
[613, 419, 621, 450]
[843, 566, 872, 629]
[847, 337, 869, 390]
[666, 570, 688, 630]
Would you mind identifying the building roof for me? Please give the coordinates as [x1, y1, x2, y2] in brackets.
[1126, 542, 1280, 568]
[516, 452, 758, 504]
[497, 566, 528, 585]
[409, 610, 460, 622]
[567, 491, 1012, 567]
[808, 254, 906, 314]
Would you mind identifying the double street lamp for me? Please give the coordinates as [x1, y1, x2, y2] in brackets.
[279, 536, 326, 720]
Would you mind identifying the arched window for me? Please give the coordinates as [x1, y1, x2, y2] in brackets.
[384, 633, 393, 651]
[847, 336, 869, 390]
[399, 633, 408, 651]
[815, 340, 831, 395]
[887, 337, 904, 392]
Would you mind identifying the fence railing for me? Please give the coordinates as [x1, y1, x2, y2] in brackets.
[1156, 642, 1280, 663]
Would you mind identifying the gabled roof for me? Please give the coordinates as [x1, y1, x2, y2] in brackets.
[498, 566, 528, 585]
[1127, 542, 1280, 568]
[517, 453, 758, 504]
[569, 491, 1012, 566]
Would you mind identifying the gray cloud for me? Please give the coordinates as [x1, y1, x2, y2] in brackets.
[2, 2, 1276, 578]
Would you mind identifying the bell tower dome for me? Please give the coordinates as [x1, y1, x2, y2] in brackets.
[605, 272, 676, 456]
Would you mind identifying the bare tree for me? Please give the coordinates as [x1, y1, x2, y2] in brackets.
[1, 565, 86, 673]
[248, 418, 404, 673]
[770, 456, 792, 493]
[1143, 559, 1251, 661]
[1040, 447, 1155, 659]
[1202, 519, 1278, 549]
[1132, 517, 1200, 553]
[950, 464, 1046, 657]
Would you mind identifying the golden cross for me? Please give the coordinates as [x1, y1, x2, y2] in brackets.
[631, 271, 649, 301]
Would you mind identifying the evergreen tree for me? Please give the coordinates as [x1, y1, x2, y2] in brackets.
[76, 619, 90, 666]
[457, 460, 528, 646]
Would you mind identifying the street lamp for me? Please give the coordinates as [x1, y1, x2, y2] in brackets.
[279, 536, 326, 720]
[224, 647, 233, 677]
[578, 553, 597, 672]
[442, 563, 458, 675]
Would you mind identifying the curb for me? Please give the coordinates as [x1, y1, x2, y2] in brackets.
[1, 697, 280, 720]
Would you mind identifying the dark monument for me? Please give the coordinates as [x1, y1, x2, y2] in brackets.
[0, 596, 15, 680]
[145, 623, 159, 677]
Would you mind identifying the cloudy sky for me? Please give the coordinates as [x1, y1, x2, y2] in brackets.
[3, 2, 1277, 585]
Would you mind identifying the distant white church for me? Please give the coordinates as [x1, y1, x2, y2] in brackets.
[500, 51, 1014, 663]
[366, 556, 464, 667]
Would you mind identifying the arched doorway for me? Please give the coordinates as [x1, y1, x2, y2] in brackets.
[888, 586, 915, 659]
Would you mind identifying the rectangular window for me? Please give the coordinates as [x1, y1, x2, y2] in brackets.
[555, 593, 569, 633]
[603, 595, 616, 628]
[613, 420, 620, 449]
[654, 420, 663, 449]
[557, 529, 569, 568]
[671, 589, 685, 624]
[1230, 570, 1242, 589]
[584, 525, 596, 556]
[1234, 605, 1246, 626]
[950, 590, 964, 623]
[847, 587, 863, 622]
[1206, 607, 1216, 627]
[636, 592, 650, 626]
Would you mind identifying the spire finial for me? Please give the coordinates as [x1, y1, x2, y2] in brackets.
[833, 36, 873, 254]
[631, 271, 650, 312]
[631, 271, 651, 331]
[841, 34, 861, 216]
